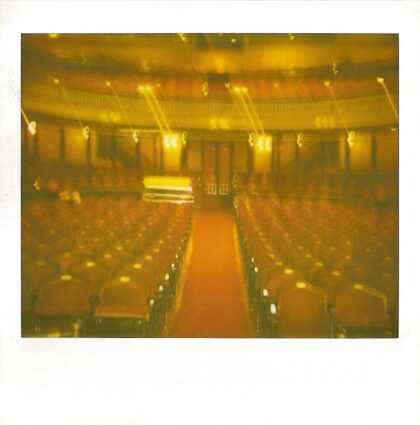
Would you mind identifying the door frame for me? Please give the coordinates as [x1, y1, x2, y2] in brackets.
[202, 140, 234, 196]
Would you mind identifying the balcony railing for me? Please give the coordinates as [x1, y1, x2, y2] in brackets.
[22, 82, 398, 131]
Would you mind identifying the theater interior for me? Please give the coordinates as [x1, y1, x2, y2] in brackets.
[21, 33, 398, 338]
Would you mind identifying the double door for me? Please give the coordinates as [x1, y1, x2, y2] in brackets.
[203, 141, 232, 195]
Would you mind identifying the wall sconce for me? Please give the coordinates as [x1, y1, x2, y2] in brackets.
[28, 121, 37, 136]
[21, 107, 37, 135]
[202, 81, 209, 97]
[132, 130, 140, 144]
[163, 132, 180, 149]
[332, 60, 339, 75]
[248, 132, 255, 147]
[182, 131, 188, 147]
[256, 135, 272, 152]
[270, 304, 277, 315]
[347, 130, 355, 148]
[83, 126, 90, 141]
[296, 132, 304, 148]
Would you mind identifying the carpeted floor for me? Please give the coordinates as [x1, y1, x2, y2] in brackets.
[170, 211, 253, 338]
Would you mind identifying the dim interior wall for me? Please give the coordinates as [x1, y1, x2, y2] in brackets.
[140, 136, 155, 170]
[116, 133, 143, 169]
[186, 140, 202, 172]
[274, 131, 376, 175]
[296, 131, 349, 174]
[219, 142, 231, 177]
[64, 127, 87, 166]
[91, 130, 113, 168]
[339, 136, 347, 170]
[254, 144, 272, 174]
[24, 121, 158, 169]
[352, 131, 372, 173]
[23, 123, 398, 178]
[156, 138, 163, 171]
[339, 131, 372, 174]
[36, 124, 60, 163]
[234, 141, 248, 174]
[279, 133, 296, 173]
[376, 130, 398, 172]
[26, 133, 35, 161]
[163, 141, 182, 172]
[300, 141, 318, 170]
[296, 132, 323, 161]
[319, 135, 343, 174]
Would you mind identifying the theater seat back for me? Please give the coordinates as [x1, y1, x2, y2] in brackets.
[278, 284, 331, 337]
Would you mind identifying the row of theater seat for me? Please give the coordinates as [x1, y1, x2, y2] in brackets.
[23, 164, 397, 204]
[233, 174, 398, 203]
[235, 195, 398, 337]
[22, 165, 145, 194]
[28, 65, 392, 101]
[22, 195, 193, 337]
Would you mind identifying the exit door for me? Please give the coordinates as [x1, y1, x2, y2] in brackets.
[203, 141, 232, 195]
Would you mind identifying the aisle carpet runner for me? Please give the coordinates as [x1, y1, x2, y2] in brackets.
[170, 212, 252, 337]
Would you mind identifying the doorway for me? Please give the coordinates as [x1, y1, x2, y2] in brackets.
[203, 141, 233, 196]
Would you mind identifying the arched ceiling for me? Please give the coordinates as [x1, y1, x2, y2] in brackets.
[22, 33, 398, 102]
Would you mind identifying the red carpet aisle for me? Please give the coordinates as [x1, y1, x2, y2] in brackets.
[170, 212, 253, 337]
